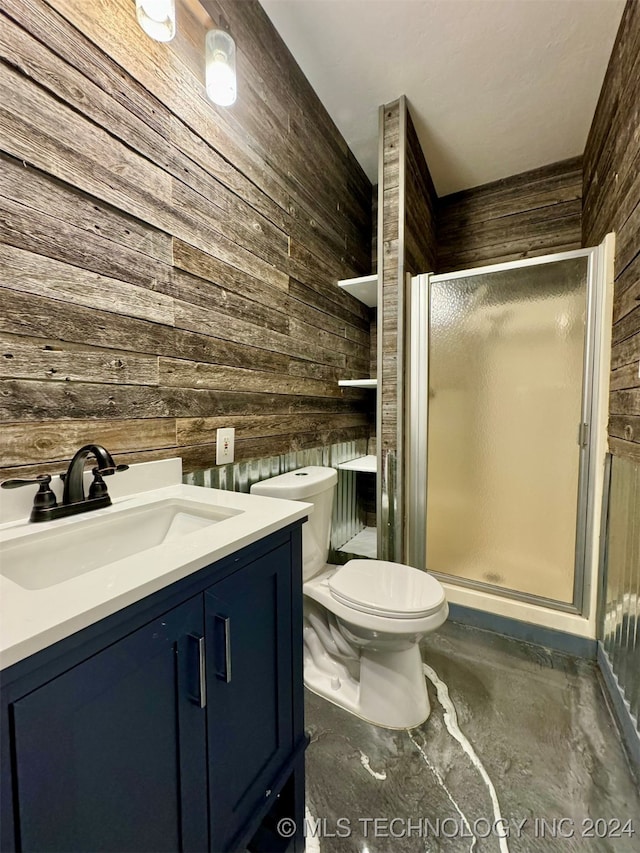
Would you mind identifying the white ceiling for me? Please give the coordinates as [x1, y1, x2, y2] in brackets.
[260, 0, 625, 196]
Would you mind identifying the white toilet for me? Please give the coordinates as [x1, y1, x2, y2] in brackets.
[250, 466, 448, 729]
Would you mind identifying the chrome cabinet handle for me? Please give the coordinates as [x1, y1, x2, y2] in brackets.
[188, 633, 207, 708]
[214, 615, 232, 683]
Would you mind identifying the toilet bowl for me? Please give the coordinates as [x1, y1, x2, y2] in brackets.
[250, 466, 448, 729]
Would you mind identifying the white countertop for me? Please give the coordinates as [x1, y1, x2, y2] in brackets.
[0, 482, 310, 670]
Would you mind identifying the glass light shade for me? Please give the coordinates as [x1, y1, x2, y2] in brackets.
[206, 29, 237, 106]
[136, 0, 176, 43]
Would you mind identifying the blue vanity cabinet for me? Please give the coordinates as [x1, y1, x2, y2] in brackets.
[205, 542, 293, 851]
[0, 523, 306, 853]
[10, 596, 209, 853]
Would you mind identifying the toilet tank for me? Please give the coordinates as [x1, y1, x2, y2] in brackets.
[250, 466, 338, 580]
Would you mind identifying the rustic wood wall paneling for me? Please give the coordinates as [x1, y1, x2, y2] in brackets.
[0, 0, 373, 477]
[404, 110, 438, 276]
[583, 0, 640, 462]
[378, 100, 401, 561]
[370, 184, 378, 380]
[380, 101, 401, 459]
[378, 97, 438, 561]
[437, 157, 583, 273]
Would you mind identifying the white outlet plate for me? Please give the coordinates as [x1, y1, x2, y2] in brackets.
[216, 428, 235, 465]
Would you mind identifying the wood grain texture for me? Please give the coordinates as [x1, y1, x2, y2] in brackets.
[176, 413, 369, 446]
[437, 157, 583, 273]
[0, 0, 372, 476]
[0, 378, 367, 423]
[0, 153, 172, 286]
[379, 102, 438, 453]
[583, 0, 640, 461]
[0, 419, 177, 467]
[380, 102, 400, 459]
[404, 109, 438, 276]
[0, 244, 175, 325]
[378, 98, 438, 560]
[0, 423, 372, 482]
[0, 334, 160, 386]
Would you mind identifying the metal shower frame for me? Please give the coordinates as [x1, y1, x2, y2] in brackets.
[406, 246, 604, 615]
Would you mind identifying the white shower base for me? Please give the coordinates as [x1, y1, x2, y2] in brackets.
[442, 580, 597, 640]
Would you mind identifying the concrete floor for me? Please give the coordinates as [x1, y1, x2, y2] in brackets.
[305, 622, 640, 852]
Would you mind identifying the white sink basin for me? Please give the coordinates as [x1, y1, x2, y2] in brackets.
[0, 475, 312, 670]
[1, 498, 242, 590]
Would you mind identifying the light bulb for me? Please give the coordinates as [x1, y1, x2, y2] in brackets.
[136, 0, 176, 42]
[206, 29, 237, 106]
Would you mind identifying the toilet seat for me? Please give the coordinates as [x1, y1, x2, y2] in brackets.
[328, 560, 445, 619]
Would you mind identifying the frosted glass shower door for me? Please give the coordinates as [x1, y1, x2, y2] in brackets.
[426, 256, 589, 604]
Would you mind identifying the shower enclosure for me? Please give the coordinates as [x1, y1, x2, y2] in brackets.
[407, 249, 604, 613]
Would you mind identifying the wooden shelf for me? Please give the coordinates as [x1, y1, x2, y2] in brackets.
[338, 274, 377, 308]
[338, 379, 377, 389]
[337, 455, 377, 474]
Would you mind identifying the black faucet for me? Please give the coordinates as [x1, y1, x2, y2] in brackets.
[2, 445, 129, 522]
[63, 444, 119, 504]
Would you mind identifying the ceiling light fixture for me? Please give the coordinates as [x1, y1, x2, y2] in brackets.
[205, 29, 237, 107]
[136, 0, 176, 43]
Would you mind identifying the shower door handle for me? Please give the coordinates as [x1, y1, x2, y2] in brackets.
[577, 422, 590, 448]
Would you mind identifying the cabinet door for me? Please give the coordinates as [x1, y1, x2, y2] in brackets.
[11, 597, 208, 853]
[205, 543, 293, 850]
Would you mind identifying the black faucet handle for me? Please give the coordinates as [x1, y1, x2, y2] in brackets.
[88, 464, 128, 499]
[93, 463, 130, 476]
[2, 474, 52, 489]
[89, 469, 109, 499]
[1, 475, 57, 510]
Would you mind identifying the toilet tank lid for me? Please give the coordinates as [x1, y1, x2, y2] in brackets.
[250, 466, 338, 500]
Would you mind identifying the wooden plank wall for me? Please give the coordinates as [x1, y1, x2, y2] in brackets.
[380, 100, 401, 463]
[0, 0, 373, 479]
[583, 0, 640, 463]
[437, 157, 583, 273]
[370, 185, 378, 380]
[378, 97, 438, 560]
[378, 99, 401, 560]
[404, 110, 438, 277]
